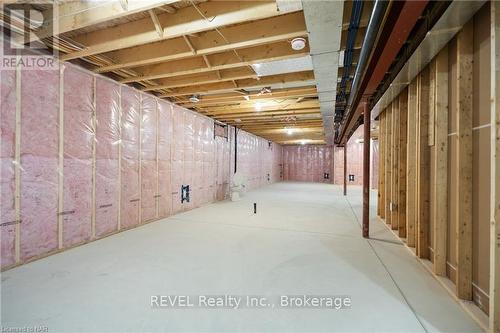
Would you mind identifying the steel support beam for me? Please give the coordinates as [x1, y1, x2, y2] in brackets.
[362, 103, 370, 238]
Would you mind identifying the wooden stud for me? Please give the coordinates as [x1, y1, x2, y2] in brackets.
[139, 94, 143, 223]
[91, 77, 97, 239]
[416, 67, 431, 259]
[58, 65, 65, 249]
[117, 86, 122, 231]
[378, 111, 385, 218]
[14, 56, 21, 264]
[398, 89, 408, 238]
[407, 80, 418, 247]
[155, 99, 160, 219]
[391, 100, 400, 231]
[490, 2, 500, 331]
[428, 59, 436, 147]
[454, 21, 474, 299]
[432, 46, 449, 277]
[385, 106, 392, 225]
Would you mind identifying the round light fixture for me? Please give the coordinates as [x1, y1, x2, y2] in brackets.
[189, 94, 200, 103]
[254, 102, 263, 111]
[286, 128, 294, 135]
[291, 37, 306, 51]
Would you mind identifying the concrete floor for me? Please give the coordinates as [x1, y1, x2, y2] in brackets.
[1, 182, 483, 332]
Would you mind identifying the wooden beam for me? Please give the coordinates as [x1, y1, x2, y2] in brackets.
[183, 35, 197, 55]
[216, 110, 320, 120]
[490, 2, 500, 332]
[407, 80, 418, 247]
[142, 67, 257, 92]
[385, 106, 392, 226]
[203, 100, 319, 114]
[391, 100, 400, 231]
[398, 89, 408, 238]
[455, 23, 473, 298]
[416, 67, 431, 259]
[149, 9, 164, 38]
[94, 13, 307, 73]
[159, 71, 315, 97]
[19, 0, 178, 43]
[179, 86, 317, 107]
[63, 2, 298, 61]
[432, 46, 449, 277]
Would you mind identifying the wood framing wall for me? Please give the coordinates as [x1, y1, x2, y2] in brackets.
[376, 3, 494, 323]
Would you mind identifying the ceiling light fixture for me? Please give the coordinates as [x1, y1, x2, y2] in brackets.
[189, 94, 200, 103]
[254, 102, 263, 111]
[291, 37, 306, 51]
[300, 139, 307, 145]
[286, 127, 294, 135]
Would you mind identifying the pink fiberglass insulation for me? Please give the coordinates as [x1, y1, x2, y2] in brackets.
[346, 126, 364, 185]
[183, 111, 195, 211]
[120, 86, 140, 229]
[140, 94, 158, 222]
[215, 134, 230, 201]
[1, 69, 16, 267]
[157, 100, 172, 218]
[62, 65, 93, 247]
[202, 118, 216, 204]
[282, 145, 333, 183]
[4, 52, 286, 270]
[171, 105, 184, 214]
[192, 115, 204, 208]
[333, 146, 344, 185]
[20, 67, 59, 261]
[95, 77, 120, 237]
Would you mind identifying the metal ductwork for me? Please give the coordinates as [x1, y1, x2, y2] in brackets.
[301, 0, 344, 145]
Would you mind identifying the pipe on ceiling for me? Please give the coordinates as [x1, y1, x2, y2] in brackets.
[335, 0, 388, 142]
[336, 0, 428, 144]
[345, 0, 388, 112]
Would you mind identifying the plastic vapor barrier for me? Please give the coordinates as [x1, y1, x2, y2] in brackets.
[95, 77, 120, 237]
[0, 68, 16, 266]
[0, 56, 283, 270]
[282, 145, 333, 183]
[62, 65, 93, 247]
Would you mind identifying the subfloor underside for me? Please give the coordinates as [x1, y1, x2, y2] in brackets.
[1, 182, 482, 332]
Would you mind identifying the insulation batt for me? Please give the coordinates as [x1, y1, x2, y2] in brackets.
[282, 145, 333, 183]
[120, 86, 141, 229]
[0, 54, 284, 270]
[0, 69, 17, 267]
[95, 77, 120, 236]
[62, 64, 93, 246]
[20, 66, 59, 261]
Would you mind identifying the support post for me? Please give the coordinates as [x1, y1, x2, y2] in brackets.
[416, 67, 431, 259]
[343, 144, 347, 196]
[363, 103, 370, 238]
[455, 23, 473, 296]
[432, 46, 449, 277]
[490, 1, 500, 331]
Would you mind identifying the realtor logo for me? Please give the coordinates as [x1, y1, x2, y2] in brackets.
[1, 1, 59, 69]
